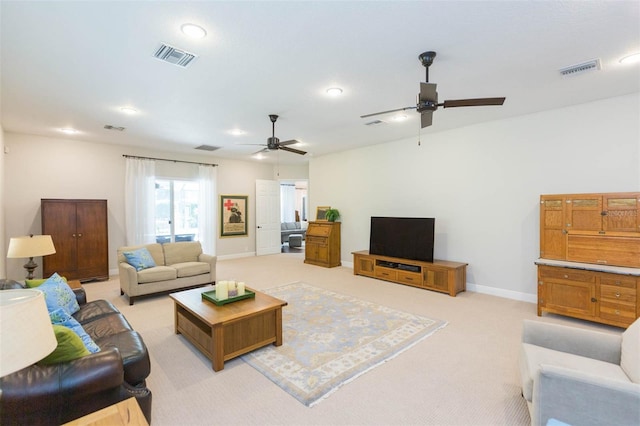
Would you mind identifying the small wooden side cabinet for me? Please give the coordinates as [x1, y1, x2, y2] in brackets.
[42, 199, 109, 281]
[536, 259, 640, 328]
[352, 250, 467, 297]
[305, 221, 341, 268]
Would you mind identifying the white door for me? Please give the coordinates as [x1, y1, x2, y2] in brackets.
[255, 179, 281, 256]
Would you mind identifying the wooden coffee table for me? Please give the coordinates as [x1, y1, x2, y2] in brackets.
[169, 286, 287, 371]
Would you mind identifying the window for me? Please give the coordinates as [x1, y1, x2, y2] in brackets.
[155, 179, 200, 243]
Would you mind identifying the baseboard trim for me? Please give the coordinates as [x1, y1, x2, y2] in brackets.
[341, 260, 536, 304]
[218, 252, 256, 261]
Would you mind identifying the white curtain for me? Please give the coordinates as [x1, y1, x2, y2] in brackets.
[124, 158, 156, 245]
[198, 165, 217, 255]
[280, 184, 296, 222]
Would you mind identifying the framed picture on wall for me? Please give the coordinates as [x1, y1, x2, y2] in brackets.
[220, 195, 248, 237]
[316, 206, 330, 221]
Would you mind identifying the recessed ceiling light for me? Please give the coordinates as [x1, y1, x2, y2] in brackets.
[326, 87, 343, 96]
[120, 107, 138, 115]
[59, 128, 79, 135]
[619, 53, 640, 65]
[228, 129, 246, 136]
[181, 23, 207, 39]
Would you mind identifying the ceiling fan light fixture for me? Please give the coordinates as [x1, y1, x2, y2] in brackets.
[181, 23, 207, 39]
[619, 53, 640, 65]
[326, 87, 343, 97]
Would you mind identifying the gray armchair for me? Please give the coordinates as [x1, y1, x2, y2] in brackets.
[519, 318, 640, 426]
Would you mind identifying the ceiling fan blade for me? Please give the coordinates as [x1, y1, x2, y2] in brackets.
[360, 106, 416, 119]
[441, 97, 505, 108]
[252, 147, 269, 155]
[421, 111, 433, 128]
[279, 139, 301, 146]
[419, 82, 438, 102]
[279, 145, 307, 155]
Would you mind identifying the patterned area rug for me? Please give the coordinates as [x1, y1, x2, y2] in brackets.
[241, 282, 447, 406]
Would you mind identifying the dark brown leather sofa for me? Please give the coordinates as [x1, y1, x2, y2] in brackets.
[0, 280, 152, 425]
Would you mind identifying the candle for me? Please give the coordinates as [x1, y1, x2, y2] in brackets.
[228, 281, 238, 298]
[237, 282, 245, 296]
[216, 281, 228, 300]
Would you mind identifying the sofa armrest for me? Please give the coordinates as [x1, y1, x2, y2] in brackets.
[199, 253, 217, 283]
[522, 320, 622, 363]
[118, 262, 139, 292]
[0, 348, 125, 417]
[533, 364, 640, 426]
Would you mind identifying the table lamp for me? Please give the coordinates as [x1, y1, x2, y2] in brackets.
[7, 235, 56, 280]
[0, 289, 57, 377]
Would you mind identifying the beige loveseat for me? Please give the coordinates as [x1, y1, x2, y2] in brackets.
[117, 241, 216, 305]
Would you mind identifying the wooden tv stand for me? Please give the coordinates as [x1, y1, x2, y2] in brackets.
[352, 250, 467, 297]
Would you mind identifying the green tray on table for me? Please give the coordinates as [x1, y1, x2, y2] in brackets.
[201, 289, 255, 306]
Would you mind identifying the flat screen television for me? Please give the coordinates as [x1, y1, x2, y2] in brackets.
[369, 217, 435, 262]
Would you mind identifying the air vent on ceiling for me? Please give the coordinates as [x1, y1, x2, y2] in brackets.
[104, 125, 125, 131]
[195, 144, 220, 151]
[364, 120, 386, 126]
[153, 43, 198, 68]
[559, 59, 601, 77]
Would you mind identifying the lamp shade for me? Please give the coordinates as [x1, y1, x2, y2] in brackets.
[7, 235, 56, 258]
[0, 289, 57, 377]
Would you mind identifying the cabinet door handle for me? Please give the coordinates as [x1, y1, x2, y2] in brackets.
[591, 297, 597, 303]
[615, 293, 621, 298]
[78, 233, 82, 237]
[72, 234, 76, 237]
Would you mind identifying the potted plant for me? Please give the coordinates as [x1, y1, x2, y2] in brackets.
[325, 208, 340, 222]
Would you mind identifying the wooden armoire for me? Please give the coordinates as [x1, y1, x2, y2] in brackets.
[42, 199, 109, 281]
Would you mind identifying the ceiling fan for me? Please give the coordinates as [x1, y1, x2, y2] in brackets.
[248, 114, 306, 156]
[360, 51, 506, 128]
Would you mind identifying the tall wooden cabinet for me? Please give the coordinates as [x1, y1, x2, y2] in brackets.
[42, 199, 109, 281]
[304, 221, 341, 268]
[538, 192, 640, 328]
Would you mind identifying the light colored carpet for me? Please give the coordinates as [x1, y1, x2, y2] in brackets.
[82, 252, 622, 425]
[241, 282, 447, 406]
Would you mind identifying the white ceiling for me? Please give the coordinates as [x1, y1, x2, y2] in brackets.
[1, 1, 639, 165]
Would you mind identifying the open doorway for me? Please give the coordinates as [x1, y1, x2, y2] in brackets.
[280, 180, 308, 252]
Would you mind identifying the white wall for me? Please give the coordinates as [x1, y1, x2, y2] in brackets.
[309, 93, 640, 302]
[0, 126, 5, 278]
[2, 133, 308, 279]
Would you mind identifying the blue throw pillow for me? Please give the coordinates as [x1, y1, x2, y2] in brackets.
[123, 247, 157, 271]
[49, 308, 100, 354]
[39, 273, 80, 315]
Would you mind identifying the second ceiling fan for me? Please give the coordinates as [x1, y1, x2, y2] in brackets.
[361, 51, 506, 128]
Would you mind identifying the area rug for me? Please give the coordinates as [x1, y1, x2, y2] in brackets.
[241, 282, 447, 406]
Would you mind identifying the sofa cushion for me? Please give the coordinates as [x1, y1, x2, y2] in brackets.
[285, 222, 297, 230]
[82, 313, 133, 340]
[163, 241, 202, 265]
[40, 273, 80, 315]
[118, 243, 164, 266]
[39, 325, 91, 365]
[73, 300, 121, 325]
[122, 248, 157, 271]
[136, 266, 177, 283]
[25, 275, 67, 288]
[49, 308, 100, 354]
[621, 318, 640, 383]
[174, 261, 210, 278]
[520, 342, 630, 402]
